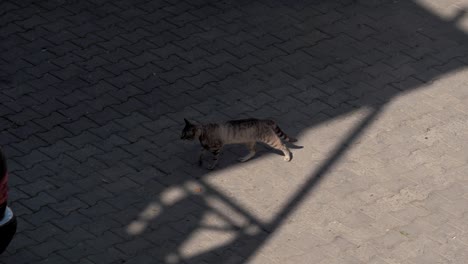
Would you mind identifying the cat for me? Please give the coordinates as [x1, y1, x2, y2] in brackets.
[181, 118, 298, 170]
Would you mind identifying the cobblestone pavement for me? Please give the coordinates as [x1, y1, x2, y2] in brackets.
[1, 0, 468, 263]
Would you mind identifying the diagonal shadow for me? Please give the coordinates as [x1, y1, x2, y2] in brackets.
[186, 106, 384, 264]
[1, 0, 468, 263]
[135, 1, 468, 263]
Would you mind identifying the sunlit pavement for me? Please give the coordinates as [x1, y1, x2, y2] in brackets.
[1, 0, 468, 263]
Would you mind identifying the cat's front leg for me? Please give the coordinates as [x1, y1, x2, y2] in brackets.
[198, 148, 205, 166]
[208, 148, 221, 170]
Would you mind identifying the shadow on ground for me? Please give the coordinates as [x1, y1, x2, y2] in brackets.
[1, 0, 468, 263]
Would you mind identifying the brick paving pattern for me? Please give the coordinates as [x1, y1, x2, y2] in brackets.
[1, 0, 468, 263]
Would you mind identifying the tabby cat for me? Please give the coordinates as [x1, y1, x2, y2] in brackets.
[181, 118, 297, 169]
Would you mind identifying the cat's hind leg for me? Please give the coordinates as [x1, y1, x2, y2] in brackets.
[238, 142, 256, 162]
[263, 137, 291, 161]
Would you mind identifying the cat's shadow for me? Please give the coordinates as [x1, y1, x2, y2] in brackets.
[196, 142, 303, 170]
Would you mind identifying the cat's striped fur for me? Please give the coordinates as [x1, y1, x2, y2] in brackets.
[181, 118, 297, 169]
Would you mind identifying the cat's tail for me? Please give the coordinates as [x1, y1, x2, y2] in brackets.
[273, 124, 297, 143]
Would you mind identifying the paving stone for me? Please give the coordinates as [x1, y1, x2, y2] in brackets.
[25, 207, 62, 228]
[54, 227, 96, 248]
[124, 254, 156, 264]
[92, 134, 129, 152]
[14, 150, 51, 169]
[87, 108, 124, 126]
[0, 248, 41, 264]
[24, 223, 63, 243]
[102, 177, 139, 194]
[5, 202, 32, 218]
[115, 237, 153, 256]
[36, 253, 71, 264]
[21, 192, 58, 212]
[65, 131, 101, 147]
[66, 144, 104, 162]
[5, 233, 36, 254]
[56, 243, 98, 262]
[85, 231, 125, 251]
[9, 122, 46, 141]
[93, 148, 133, 166]
[49, 197, 88, 216]
[33, 112, 69, 130]
[7, 108, 43, 126]
[86, 247, 128, 264]
[38, 140, 76, 160]
[52, 212, 92, 232]
[78, 201, 117, 218]
[7, 188, 29, 203]
[48, 182, 85, 201]
[123, 151, 162, 170]
[117, 125, 153, 143]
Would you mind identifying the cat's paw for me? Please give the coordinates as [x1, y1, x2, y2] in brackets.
[284, 155, 291, 162]
[238, 156, 252, 162]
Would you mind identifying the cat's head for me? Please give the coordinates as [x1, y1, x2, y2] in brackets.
[181, 118, 198, 140]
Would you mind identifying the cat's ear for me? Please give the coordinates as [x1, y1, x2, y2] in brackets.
[184, 118, 191, 125]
